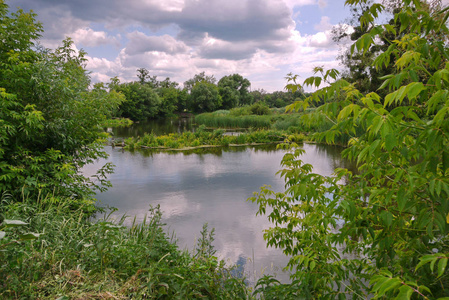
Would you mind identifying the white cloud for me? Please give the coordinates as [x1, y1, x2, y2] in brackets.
[314, 16, 332, 31]
[72, 28, 120, 47]
[318, 0, 328, 9]
[14, 0, 351, 92]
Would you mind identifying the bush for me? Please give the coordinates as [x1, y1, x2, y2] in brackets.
[0, 5, 123, 202]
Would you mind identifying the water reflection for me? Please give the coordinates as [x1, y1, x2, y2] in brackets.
[111, 117, 195, 138]
[86, 120, 353, 284]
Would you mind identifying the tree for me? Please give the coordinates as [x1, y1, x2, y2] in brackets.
[183, 72, 216, 92]
[0, 2, 123, 201]
[250, 88, 267, 103]
[158, 86, 179, 116]
[218, 74, 253, 108]
[332, 0, 405, 98]
[159, 77, 179, 89]
[114, 82, 161, 121]
[252, 0, 449, 298]
[189, 82, 222, 113]
[136, 68, 159, 88]
[137, 68, 149, 85]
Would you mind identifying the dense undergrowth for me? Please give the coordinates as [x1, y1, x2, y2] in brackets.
[0, 196, 249, 299]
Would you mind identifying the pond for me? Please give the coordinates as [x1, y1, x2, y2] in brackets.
[88, 118, 352, 283]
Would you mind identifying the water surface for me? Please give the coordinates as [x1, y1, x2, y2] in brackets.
[85, 140, 350, 283]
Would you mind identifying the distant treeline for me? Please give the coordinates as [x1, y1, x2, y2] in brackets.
[107, 69, 310, 121]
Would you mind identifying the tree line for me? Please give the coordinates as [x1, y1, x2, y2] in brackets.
[107, 69, 307, 121]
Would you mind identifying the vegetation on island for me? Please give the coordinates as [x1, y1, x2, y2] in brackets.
[123, 126, 304, 151]
[102, 118, 133, 128]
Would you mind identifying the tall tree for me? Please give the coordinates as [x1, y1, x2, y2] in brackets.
[114, 82, 161, 121]
[183, 72, 216, 92]
[218, 74, 253, 108]
[189, 82, 222, 113]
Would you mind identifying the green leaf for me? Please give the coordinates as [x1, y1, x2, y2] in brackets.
[395, 285, 413, 300]
[3, 219, 28, 227]
[18, 233, 40, 240]
[380, 211, 393, 227]
[406, 82, 425, 100]
[385, 133, 397, 151]
[438, 258, 448, 278]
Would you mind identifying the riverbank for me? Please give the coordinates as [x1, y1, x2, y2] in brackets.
[0, 199, 249, 299]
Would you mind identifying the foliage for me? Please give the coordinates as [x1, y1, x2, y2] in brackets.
[114, 81, 161, 121]
[101, 118, 133, 127]
[195, 113, 273, 129]
[0, 3, 122, 201]
[157, 86, 180, 116]
[218, 73, 253, 108]
[123, 129, 296, 151]
[252, 0, 449, 298]
[249, 101, 272, 115]
[183, 71, 217, 92]
[0, 198, 249, 299]
[189, 81, 222, 113]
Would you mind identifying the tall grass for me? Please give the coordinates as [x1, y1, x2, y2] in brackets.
[0, 197, 249, 299]
[195, 113, 272, 129]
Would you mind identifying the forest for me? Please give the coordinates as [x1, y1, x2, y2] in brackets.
[1, 0, 449, 299]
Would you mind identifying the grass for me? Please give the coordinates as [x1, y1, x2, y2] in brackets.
[0, 196, 249, 299]
[101, 118, 133, 127]
[195, 113, 273, 129]
[123, 127, 305, 151]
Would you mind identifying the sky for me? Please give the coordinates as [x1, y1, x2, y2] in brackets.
[11, 0, 355, 92]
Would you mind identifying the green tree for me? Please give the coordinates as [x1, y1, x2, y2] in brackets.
[0, 2, 122, 201]
[189, 82, 222, 113]
[252, 0, 449, 299]
[218, 74, 253, 108]
[136, 67, 159, 88]
[183, 71, 216, 92]
[114, 82, 161, 121]
[158, 86, 179, 116]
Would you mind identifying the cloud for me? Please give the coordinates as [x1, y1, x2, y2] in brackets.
[318, 0, 328, 9]
[314, 16, 332, 31]
[308, 31, 334, 48]
[72, 28, 120, 47]
[125, 32, 189, 55]
[14, 0, 348, 92]
[198, 37, 257, 60]
[176, 0, 293, 44]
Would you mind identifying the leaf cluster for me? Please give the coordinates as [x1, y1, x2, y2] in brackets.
[252, 0, 449, 298]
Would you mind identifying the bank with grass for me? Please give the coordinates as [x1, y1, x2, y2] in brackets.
[0, 198, 250, 299]
[121, 127, 305, 151]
